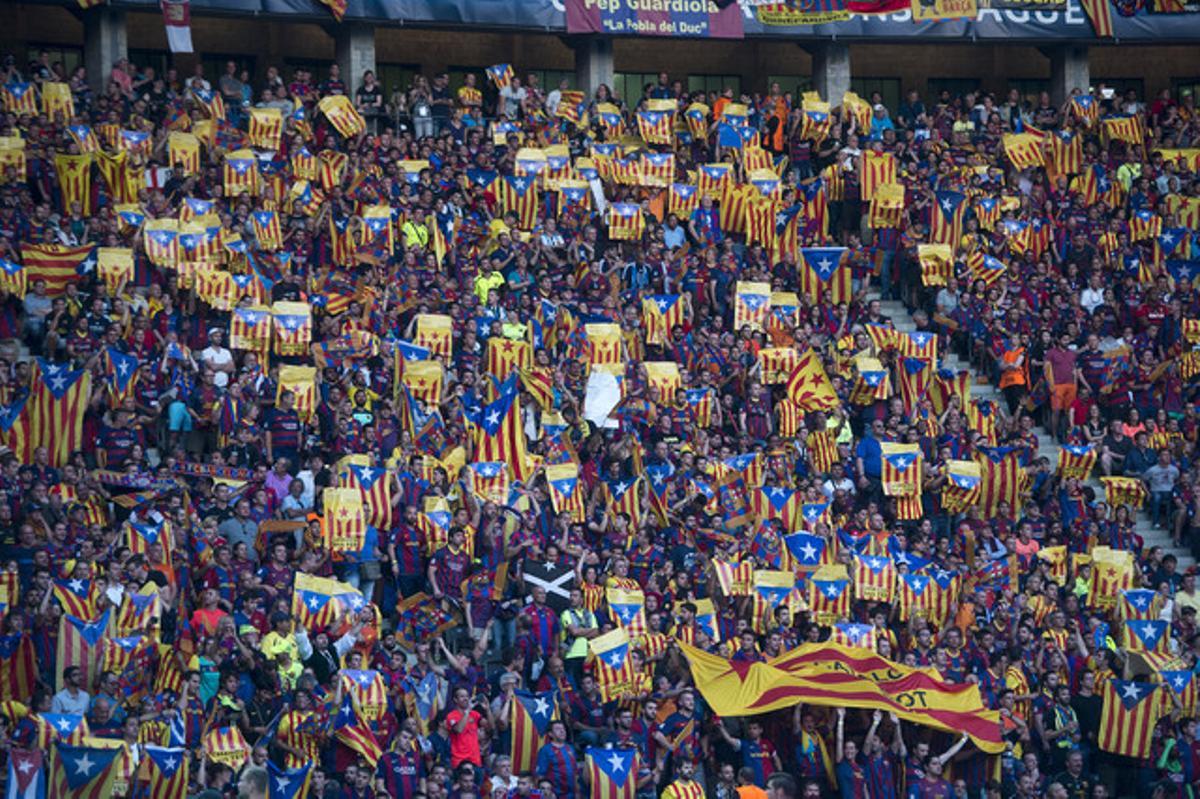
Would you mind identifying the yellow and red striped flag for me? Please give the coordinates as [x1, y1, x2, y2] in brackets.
[251, 210, 283, 251]
[1103, 113, 1144, 146]
[0, 83, 37, 115]
[498, 175, 540, 230]
[930, 190, 968, 247]
[853, 554, 895, 602]
[318, 95, 366, 139]
[607, 586, 647, 638]
[1081, 0, 1114, 36]
[867, 182, 905, 228]
[1101, 476, 1147, 510]
[881, 442, 922, 520]
[465, 461, 511, 506]
[809, 569, 852, 625]
[1099, 680, 1161, 759]
[341, 669, 388, 722]
[486, 337, 533, 380]
[607, 202, 644, 241]
[339, 465, 396, 532]
[546, 462, 585, 522]
[323, 487, 367, 554]
[224, 149, 258, 196]
[145, 744, 189, 799]
[56, 610, 109, 693]
[1002, 133, 1045, 170]
[636, 110, 675, 145]
[0, 631, 37, 702]
[918, 243, 954, 287]
[414, 314, 453, 358]
[642, 294, 687, 346]
[48, 742, 122, 799]
[472, 375, 532, 481]
[247, 107, 283, 150]
[41, 81, 74, 123]
[96, 248, 133, 297]
[860, 150, 896, 203]
[20, 243, 94, 296]
[799, 247, 851, 303]
[786, 348, 839, 411]
[734, 281, 771, 332]
[272, 301, 311, 356]
[511, 690, 560, 773]
[1057, 444, 1098, 480]
[54, 154, 92, 216]
[202, 727, 250, 770]
[30, 359, 91, 466]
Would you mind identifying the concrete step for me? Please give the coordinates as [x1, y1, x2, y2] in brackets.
[864, 291, 1197, 569]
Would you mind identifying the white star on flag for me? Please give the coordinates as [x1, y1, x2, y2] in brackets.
[1121, 683, 1142, 700]
[607, 653, 623, 669]
[533, 697, 550, 716]
[799, 542, 817, 561]
[608, 753, 627, 772]
[73, 754, 95, 776]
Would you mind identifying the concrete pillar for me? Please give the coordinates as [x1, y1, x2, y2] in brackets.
[83, 7, 127, 94]
[335, 23, 376, 95]
[573, 38, 614, 97]
[1048, 45, 1090, 107]
[810, 42, 851, 107]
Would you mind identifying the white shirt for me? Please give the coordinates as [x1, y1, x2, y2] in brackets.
[199, 345, 234, 387]
[1080, 286, 1105, 314]
[185, 76, 211, 92]
[499, 86, 527, 119]
[545, 88, 562, 116]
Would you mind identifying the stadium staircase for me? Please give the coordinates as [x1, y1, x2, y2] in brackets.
[871, 295, 1196, 570]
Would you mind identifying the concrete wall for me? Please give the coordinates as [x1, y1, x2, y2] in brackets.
[1, 4, 1198, 101]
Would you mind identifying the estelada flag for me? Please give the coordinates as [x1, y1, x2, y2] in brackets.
[1119, 588, 1161, 622]
[96, 248, 132, 297]
[897, 572, 935, 621]
[30, 359, 91, 467]
[229, 305, 271, 353]
[607, 202, 644, 241]
[930, 190, 967, 247]
[1002, 132, 1045, 170]
[486, 337, 533, 380]
[848, 356, 889, 405]
[56, 610, 109, 693]
[341, 669, 388, 722]
[1, 83, 37, 115]
[734, 281, 771, 332]
[414, 314, 453, 358]
[853, 554, 895, 602]
[167, 131, 200, 176]
[323, 487, 366, 553]
[799, 247, 851, 303]
[1099, 680, 1160, 759]
[498, 175, 540, 230]
[20, 243, 94, 297]
[585, 324, 624, 367]
[758, 347, 800, 386]
[143, 220, 179, 267]
[292, 572, 366, 633]
[1057, 444, 1097, 480]
[868, 182, 905, 228]
[917, 243, 953, 287]
[144, 744, 189, 799]
[786, 348, 838, 411]
[251, 210, 283, 251]
[942, 459, 981, 514]
[682, 641, 1006, 752]
[859, 149, 896, 202]
[471, 374, 531, 481]
[712, 559, 753, 597]
[48, 742, 122, 799]
[223, 149, 258, 196]
[637, 110, 674, 146]
[809, 573, 852, 625]
[586, 747, 639, 799]
[272, 301, 311, 357]
[247, 107, 283, 150]
[0, 633, 36, 702]
[202, 726, 249, 769]
[829, 622, 876, 650]
[339, 465, 395, 532]
[643, 361, 681, 404]
[54, 154, 92, 216]
[465, 461, 510, 506]
[1101, 476, 1148, 510]
[607, 586, 647, 637]
[486, 63, 514, 90]
[546, 462, 585, 522]
[590, 627, 637, 701]
[511, 691, 559, 774]
[276, 365, 317, 423]
[318, 95, 366, 139]
[643, 294, 687, 346]
[41, 81, 74, 123]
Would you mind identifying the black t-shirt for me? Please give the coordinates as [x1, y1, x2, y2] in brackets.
[356, 85, 382, 116]
[431, 86, 451, 119]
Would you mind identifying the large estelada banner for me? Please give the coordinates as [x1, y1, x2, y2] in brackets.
[565, 0, 745, 38]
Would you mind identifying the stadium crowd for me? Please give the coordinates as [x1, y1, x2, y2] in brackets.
[0, 45, 1197, 799]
